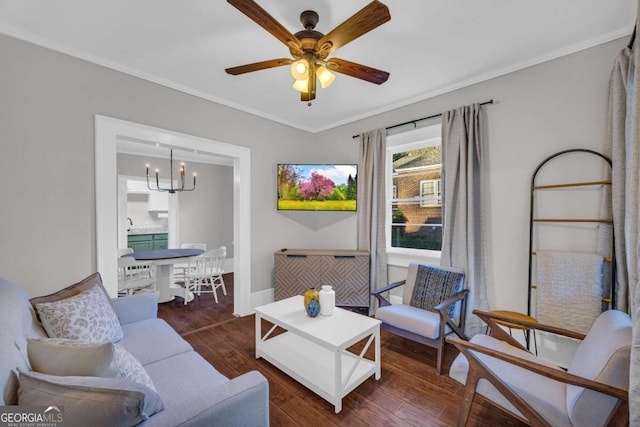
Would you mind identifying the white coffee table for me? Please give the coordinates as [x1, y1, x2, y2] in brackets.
[254, 295, 381, 413]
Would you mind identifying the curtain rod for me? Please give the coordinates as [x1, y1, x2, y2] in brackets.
[351, 99, 494, 139]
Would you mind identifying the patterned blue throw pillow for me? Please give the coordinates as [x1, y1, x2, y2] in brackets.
[409, 265, 464, 317]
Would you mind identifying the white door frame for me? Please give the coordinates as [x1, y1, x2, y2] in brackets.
[95, 115, 253, 316]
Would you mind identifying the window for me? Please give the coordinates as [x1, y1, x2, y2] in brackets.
[386, 124, 442, 256]
[392, 184, 397, 210]
[419, 179, 441, 207]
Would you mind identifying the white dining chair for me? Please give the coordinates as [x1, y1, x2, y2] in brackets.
[118, 247, 134, 256]
[185, 246, 227, 303]
[180, 243, 207, 250]
[174, 243, 207, 284]
[118, 256, 156, 296]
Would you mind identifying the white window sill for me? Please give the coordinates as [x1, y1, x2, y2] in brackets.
[387, 249, 441, 268]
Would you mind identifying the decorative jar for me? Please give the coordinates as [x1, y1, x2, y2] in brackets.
[305, 299, 321, 317]
[303, 288, 319, 308]
[319, 285, 335, 316]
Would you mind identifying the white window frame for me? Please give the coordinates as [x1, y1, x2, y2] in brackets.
[419, 179, 441, 207]
[392, 184, 398, 210]
[386, 123, 442, 267]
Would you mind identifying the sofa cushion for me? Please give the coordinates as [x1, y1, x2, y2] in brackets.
[141, 351, 230, 426]
[449, 334, 570, 426]
[0, 277, 47, 405]
[112, 293, 158, 325]
[0, 330, 30, 406]
[1, 277, 47, 341]
[118, 319, 193, 366]
[18, 370, 164, 426]
[35, 285, 124, 343]
[30, 272, 115, 316]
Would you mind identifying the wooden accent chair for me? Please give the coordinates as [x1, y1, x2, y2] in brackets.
[448, 309, 631, 426]
[372, 262, 469, 375]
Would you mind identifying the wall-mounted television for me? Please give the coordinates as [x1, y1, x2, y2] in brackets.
[277, 164, 358, 211]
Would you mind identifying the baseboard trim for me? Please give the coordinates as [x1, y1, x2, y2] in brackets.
[251, 288, 274, 311]
[224, 258, 233, 273]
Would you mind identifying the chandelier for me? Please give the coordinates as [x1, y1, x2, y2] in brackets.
[146, 149, 196, 194]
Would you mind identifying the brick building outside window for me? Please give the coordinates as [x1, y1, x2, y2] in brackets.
[391, 146, 442, 250]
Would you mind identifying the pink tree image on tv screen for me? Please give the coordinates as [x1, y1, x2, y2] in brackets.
[299, 172, 335, 200]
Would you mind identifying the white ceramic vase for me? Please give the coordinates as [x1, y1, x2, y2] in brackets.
[319, 285, 335, 316]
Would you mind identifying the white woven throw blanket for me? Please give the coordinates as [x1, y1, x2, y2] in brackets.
[536, 250, 604, 334]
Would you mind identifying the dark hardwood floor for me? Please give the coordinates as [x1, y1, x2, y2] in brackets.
[158, 274, 526, 426]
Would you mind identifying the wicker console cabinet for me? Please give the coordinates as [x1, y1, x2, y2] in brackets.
[274, 249, 370, 308]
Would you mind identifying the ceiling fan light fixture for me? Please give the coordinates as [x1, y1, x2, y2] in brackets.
[226, 1, 391, 104]
[290, 59, 309, 80]
[316, 66, 336, 89]
[292, 78, 309, 93]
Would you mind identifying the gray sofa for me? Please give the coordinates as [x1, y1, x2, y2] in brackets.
[0, 275, 269, 426]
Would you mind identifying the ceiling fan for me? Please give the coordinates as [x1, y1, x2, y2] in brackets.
[225, 0, 391, 105]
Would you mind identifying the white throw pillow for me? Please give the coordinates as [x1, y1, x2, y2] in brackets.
[27, 338, 118, 377]
[35, 285, 124, 343]
[28, 338, 157, 391]
[113, 343, 157, 391]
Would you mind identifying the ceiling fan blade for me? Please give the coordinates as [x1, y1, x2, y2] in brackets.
[316, 1, 390, 56]
[227, 0, 302, 55]
[225, 58, 292, 75]
[326, 58, 389, 84]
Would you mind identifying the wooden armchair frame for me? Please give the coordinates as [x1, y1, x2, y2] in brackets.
[447, 310, 628, 426]
[373, 279, 469, 374]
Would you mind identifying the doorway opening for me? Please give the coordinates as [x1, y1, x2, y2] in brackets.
[95, 115, 253, 316]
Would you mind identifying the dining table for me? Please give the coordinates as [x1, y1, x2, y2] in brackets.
[123, 248, 205, 303]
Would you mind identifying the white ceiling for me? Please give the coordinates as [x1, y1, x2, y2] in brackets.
[0, 1, 635, 133]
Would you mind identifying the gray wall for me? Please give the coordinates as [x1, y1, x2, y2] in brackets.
[0, 32, 626, 313]
[0, 33, 354, 297]
[318, 39, 623, 314]
[116, 153, 234, 257]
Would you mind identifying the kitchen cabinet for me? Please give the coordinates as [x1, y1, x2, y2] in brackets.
[127, 233, 168, 252]
[152, 233, 168, 250]
[148, 191, 169, 212]
[126, 179, 149, 194]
